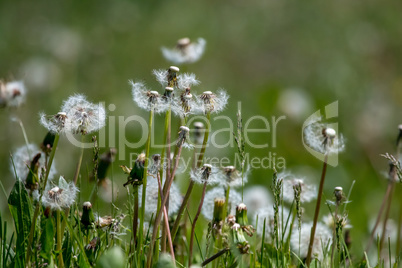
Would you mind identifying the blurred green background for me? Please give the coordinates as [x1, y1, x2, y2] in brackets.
[0, 0, 401, 259]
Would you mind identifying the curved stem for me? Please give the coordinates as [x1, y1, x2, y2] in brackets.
[306, 154, 328, 266]
[188, 182, 208, 267]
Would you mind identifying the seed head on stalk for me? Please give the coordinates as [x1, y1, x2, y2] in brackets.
[161, 38, 206, 64]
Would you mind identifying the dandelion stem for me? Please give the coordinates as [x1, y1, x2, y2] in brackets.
[25, 134, 60, 267]
[188, 181, 208, 267]
[56, 210, 64, 268]
[330, 203, 339, 268]
[224, 186, 231, 217]
[147, 143, 183, 268]
[380, 180, 395, 251]
[171, 112, 211, 241]
[133, 186, 139, 246]
[138, 109, 154, 261]
[306, 153, 328, 266]
[73, 135, 85, 185]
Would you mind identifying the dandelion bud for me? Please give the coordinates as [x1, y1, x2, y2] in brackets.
[167, 66, 180, 88]
[213, 198, 225, 225]
[40, 132, 56, 154]
[231, 223, 250, 254]
[25, 153, 41, 191]
[236, 203, 255, 237]
[164, 86, 174, 99]
[124, 153, 146, 187]
[81, 201, 95, 228]
[193, 122, 204, 145]
[324, 128, 336, 138]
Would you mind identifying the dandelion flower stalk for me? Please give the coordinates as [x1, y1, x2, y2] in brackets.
[171, 112, 211, 241]
[331, 187, 343, 268]
[56, 209, 64, 267]
[25, 134, 60, 266]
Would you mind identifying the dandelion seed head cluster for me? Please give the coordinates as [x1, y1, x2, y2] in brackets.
[11, 144, 57, 183]
[198, 89, 229, 114]
[161, 38, 206, 64]
[218, 165, 248, 188]
[0, 80, 26, 108]
[41, 176, 79, 211]
[190, 164, 221, 185]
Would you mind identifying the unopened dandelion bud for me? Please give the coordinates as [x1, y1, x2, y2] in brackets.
[231, 223, 250, 254]
[213, 198, 225, 224]
[124, 153, 146, 187]
[236, 203, 248, 226]
[25, 153, 41, 191]
[81, 201, 95, 227]
[334, 186, 343, 204]
[40, 131, 56, 154]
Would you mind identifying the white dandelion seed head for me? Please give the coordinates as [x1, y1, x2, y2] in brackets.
[369, 218, 398, 244]
[42, 176, 79, 211]
[0, 80, 26, 107]
[290, 222, 332, 261]
[161, 38, 206, 64]
[217, 166, 248, 189]
[279, 172, 317, 203]
[130, 81, 164, 113]
[152, 69, 169, 87]
[303, 116, 345, 155]
[254, 206, 290, 241]
[39, 111, 68, 134]
[198, 89, 229, 114]
[202, 188, 241, 221]
[177, 73, 200, 90]
[61, 94, 106, 135]
[243, 186, 272, 218]
[11, 144, 57, 183]
[171, 88, 201, 118]
[138, 179, 182, 220]
[190, 164, 221, 185]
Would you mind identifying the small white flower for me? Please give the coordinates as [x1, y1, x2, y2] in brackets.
[130, 81, 164, 113]
[198, 90, 229, 114]
[61, 94, 106, 135]
[11, 144, 57, 183]
[243, 186, 273, 218]
[0, 80, 26, 108]
[138, 179, 182, 220]
[303, 116, 345, 155]
[202, 188, 241, 221]
[42, 176, 79, 210]
[161, 38, 206, 64]
[218, 166, 248, 189]
[39, 112, 68, 134]
[279, 172, 317, 203]
[190, 164, 221, 185]
[290, 222, 332, 261]
[254, 206, 290, 241]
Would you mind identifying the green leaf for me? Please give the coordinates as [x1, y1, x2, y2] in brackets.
[39, 217, 55, 260]
[7, 181, 33, 264]
[62, 231, 72, 268]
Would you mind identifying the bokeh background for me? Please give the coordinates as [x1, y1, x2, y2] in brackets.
[0, 0, 401, 259]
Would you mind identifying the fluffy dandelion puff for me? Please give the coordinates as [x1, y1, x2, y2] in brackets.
[198, 89, 229, 114]
[41, 176, 79, 211]
[280, 172, 317, 203]
[177, 73, 200, 90]
[190, 164, 221, 185]
[61, 94, 106, 135]
[11, 143, 57, 182]
[202, 187, 241, 221]
[130, 81, 164, 113]
[138, 179, 182, 220]
[290, 222, 332, 261]
[217, 166, 248, 189]
[303, 116, 345, 155]
[243, 186, 273, 218]
[0, 80, 26, 108]
[161, 38, 206, 64]
[254, 206, 290, 240]
[39, 112, 68, 134]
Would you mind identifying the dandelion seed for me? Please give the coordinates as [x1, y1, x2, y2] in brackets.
[130, 81, 164, 113]
[218, 166, 248, 188]
[161, 38, 206, 64]
[202, 188, 241, 221]
[280, 172, 317, 203]
[0, 80, 26, 108]
[198, 90, 229, 114]
[61, 94, 106, 135]
[303, 116, 345, 155]
[177, 73, 200, 90]
[41, 176, 79, 211]
[290, 222, 332, 261]
[190, 164, 221, 185]
[39, 112, 68, 134]
[138, 179, 182, 220]
[243, 186, 272, 217]
[11, 143, 57, 184]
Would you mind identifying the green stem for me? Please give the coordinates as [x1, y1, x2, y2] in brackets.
[224, 186, 231, 217]
[73, 135, 85, 185]
[56, 210, 64, 267]
[306, 154, 328, 266]
[25, 134, 60, 267]
[170, 112, 211, 241]
[138, 109, 154, 262]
